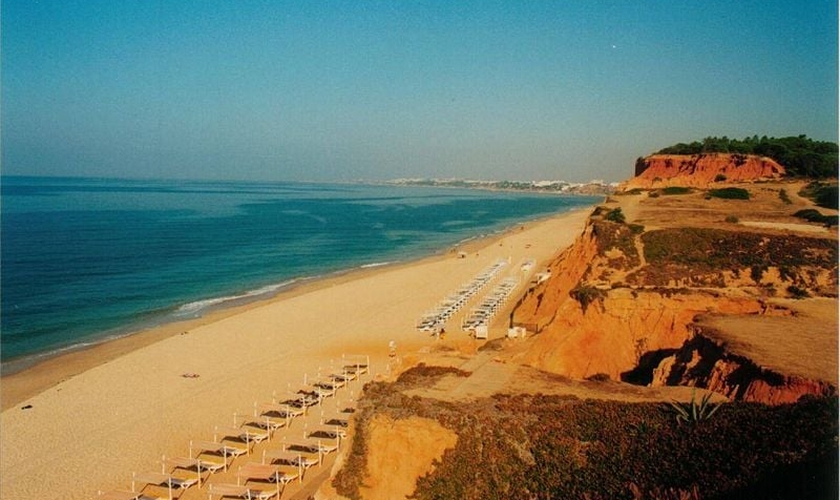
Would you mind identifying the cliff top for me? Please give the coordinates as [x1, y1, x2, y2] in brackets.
[623, 153, 786, 190]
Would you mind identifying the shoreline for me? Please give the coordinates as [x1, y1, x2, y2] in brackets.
[2, 176, 601, 375]
[0, 206, 592, 500]
[0, 208, 593, 410]
[0, 255, 441, 410]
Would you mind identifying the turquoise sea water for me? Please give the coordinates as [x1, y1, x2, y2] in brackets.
[0, 176, 598, 368]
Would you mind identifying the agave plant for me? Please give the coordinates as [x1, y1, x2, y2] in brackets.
[668, 388, 721, 425]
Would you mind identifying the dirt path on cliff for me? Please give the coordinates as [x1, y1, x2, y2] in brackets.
[614, 191, 644, 224]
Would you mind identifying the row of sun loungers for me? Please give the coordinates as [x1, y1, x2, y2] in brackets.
[461, 277, 520, 332]
[416, 259, 508, 331]
[97, 355, 369, 500]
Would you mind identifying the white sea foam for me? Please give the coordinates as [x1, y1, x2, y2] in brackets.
[359, 261, 392, 269]
[1, 279, 304, 376]
[175, 279, 299, 316]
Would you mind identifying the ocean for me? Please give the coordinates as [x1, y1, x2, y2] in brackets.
[0, 176, 598, 370]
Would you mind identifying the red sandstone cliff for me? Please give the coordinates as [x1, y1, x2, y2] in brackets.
[513, 221, 766, 381]
[512, 212, 837, 405]
[649, 328, 837, 405]
[624, 153, 785, 189]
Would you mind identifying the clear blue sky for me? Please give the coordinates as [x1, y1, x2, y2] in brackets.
[2, 1, 837, 183]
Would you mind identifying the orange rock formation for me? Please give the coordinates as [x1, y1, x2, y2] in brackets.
[649, 330, 836, 405]
[514, 224, 768, 382]
[624, 153, 785, 189]
[512, 212, 836, 405]
[358, 415, 457, 500]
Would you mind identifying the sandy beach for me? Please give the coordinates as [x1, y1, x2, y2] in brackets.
[0, 208, 591, 500]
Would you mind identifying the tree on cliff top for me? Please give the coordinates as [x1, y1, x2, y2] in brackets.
[656, 135, 838, 178]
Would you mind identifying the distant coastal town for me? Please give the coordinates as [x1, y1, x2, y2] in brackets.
[383, 177, 618, 195]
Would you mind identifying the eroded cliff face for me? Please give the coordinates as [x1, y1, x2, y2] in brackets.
[625, 153, 785, 189]
[357, 415, 457, 500]
[519, 286, 764, 382]
[649, 329, 836, 404]
[513, 223, 599, 334]
[512, 214, 837, 405]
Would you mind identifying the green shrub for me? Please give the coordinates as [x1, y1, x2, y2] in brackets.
[816, 188, 837, 208]
[661, 186, 692, 195]
[794, 209, 824, 221]
[793, 209, 838, 227]
[787, 285, 811, 299]
[778, 189, 792, 204]
[628, 223, 645, 235]
[604, 207, 626, 223]
[667, 389, 721, 425]
[714, 174, 728, 182]
[725, 215, 739, 223]
[800, 182, 838, 209]
[708, 187, 750, 200]
[570, 284, 607, 313]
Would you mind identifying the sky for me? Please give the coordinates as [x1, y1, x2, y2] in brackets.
[1, 1, 837, 183]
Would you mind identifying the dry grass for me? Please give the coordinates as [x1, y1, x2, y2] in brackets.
[628, 181, 838, 238]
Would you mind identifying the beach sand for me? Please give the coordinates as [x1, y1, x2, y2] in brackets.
[0, 208, 591, 500]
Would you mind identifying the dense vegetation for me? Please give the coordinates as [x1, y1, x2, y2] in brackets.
[590, 218, 641, 269]
[630, 227, 838, 291]
[656, 135, 838, 178]
[335, 366, 838, 500]
[660, 186, 693, 195]
[640, 228, 837, 272]
[569, 284, 607, 313]
[794, 209, 838, 228]
[800, 181, 839, 209]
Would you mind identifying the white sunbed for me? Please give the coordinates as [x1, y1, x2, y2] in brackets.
[207, 483, 277, 500]
[97, 490, 155, 500]
[214, 426, 261, 454]
[161, 455, 213, 488]
[298, 384, 335, 403]
[320, 413, 350, 429]
[329, 371, 356, 384]
[262, 449, 318, 479]
[131, 471, 198, 500]
[280, 437, 336, 466]
[237, 462, 299, 486]
[190, 439, 245, 472]
[325, 373, 348, 388]
[280, 391, 320, 409]
[342, 354, 370, 376]
[258, 401, 305, 423]
[233, 413, 276, 441]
